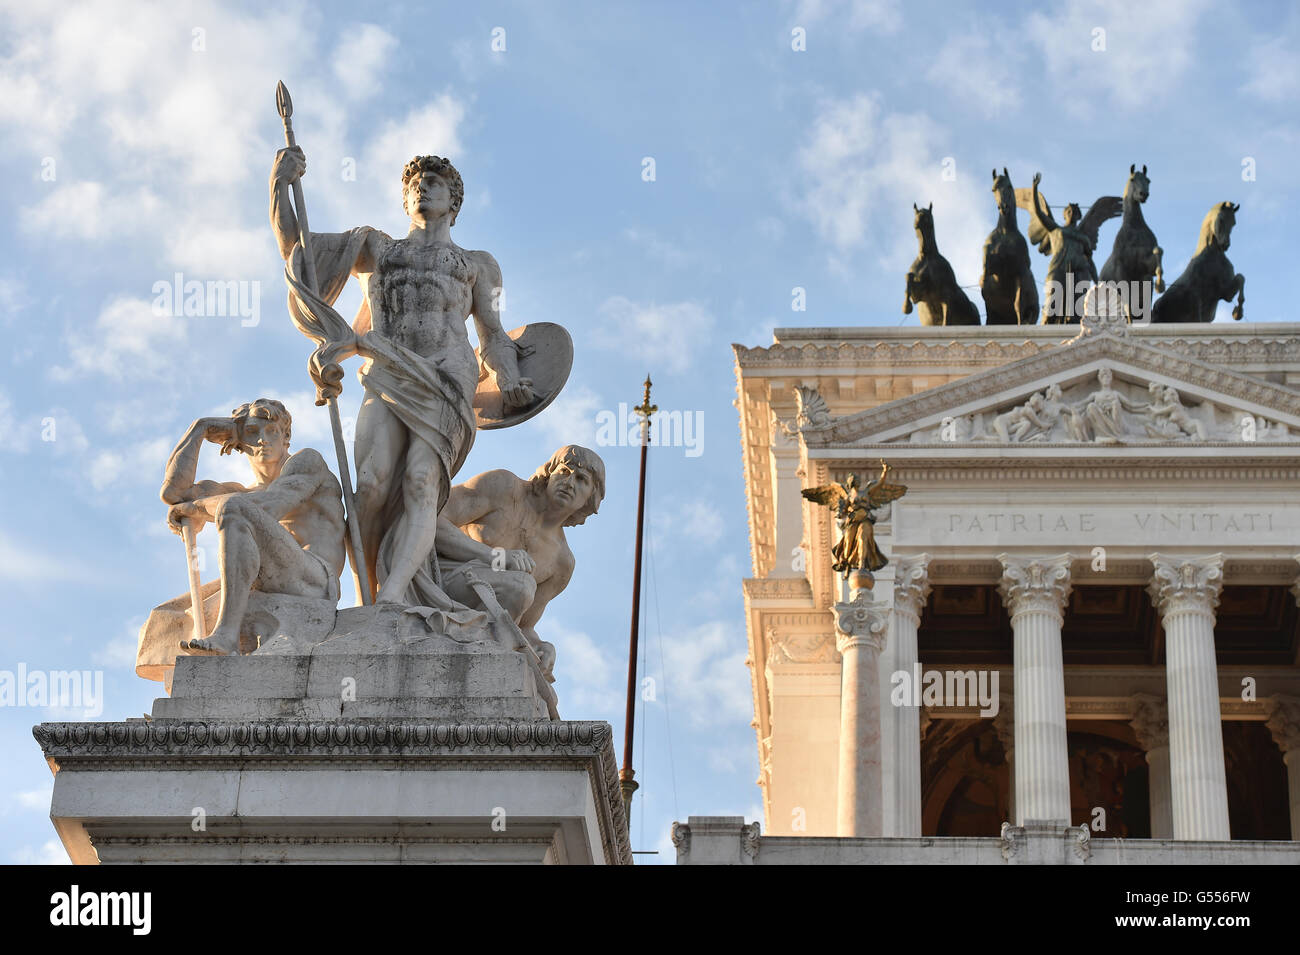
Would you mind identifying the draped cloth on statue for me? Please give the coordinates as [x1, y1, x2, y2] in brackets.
[284, 229, 477, 609]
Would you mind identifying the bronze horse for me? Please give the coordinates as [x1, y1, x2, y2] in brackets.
[980, 169, 1037, 325]
[1151, 202, 1245, 323]
[1099, 164, 1164, 319]
[903, 203, 980, 326]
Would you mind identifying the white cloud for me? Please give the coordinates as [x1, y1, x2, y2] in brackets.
[1024, 0, 1212, 114]
[652, 497, 724, 547]
[20, 182, 163, 241]
[333, 24, 398, 101]
[88, 437, 172, 491]
[0, 530, 95, 583]
[659, 621, 752, 729]
[1240, 34, 1300, 103]
[794, 93, 989, 287]
[12, 839, 69, 864]
[925, 33, 1022, 119]
[595, 296, 715, 374]
[534, 384, 603, 450]
[53, 296, 187, 382]
[12, 785, 53, 812]
[548, 620, 622, 717]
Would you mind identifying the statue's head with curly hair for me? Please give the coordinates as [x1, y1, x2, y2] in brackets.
[529, 445, 606, 527]
[223, 398, 292, 461]
[402, 155, 464, 226]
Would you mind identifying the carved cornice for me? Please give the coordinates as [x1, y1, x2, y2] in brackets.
[743, 577, 815, 601]
[34, 719, 632, 865]
[997, 554, 1073, 620]
[741, 821, 761, 859]
[833, 593, 889, 653]
[803, 334, 1300, 449]
[1266, 696, 1300, 754]
[1147, 553, 1225, 618]
[670, 821, 690, 854]
[1129, 693, 1170, 752]
[893, 554, 932, 622]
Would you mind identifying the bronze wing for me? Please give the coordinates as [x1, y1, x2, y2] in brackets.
[1080, 195, 1123, 250]
[802, 483, 847, 508]
[866, 476, 908, 506]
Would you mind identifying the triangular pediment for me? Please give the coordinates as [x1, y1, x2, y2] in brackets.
[802, 331, 1300, 449]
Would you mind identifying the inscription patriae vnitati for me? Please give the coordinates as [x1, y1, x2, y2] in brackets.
[905, 506, 1287, 546]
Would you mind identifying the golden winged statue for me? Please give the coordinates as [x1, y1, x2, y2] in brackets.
[802, 460, 908, 575]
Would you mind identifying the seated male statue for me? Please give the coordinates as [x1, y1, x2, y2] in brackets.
[432, 445, 606, 677]
[161, 398, 345, 654]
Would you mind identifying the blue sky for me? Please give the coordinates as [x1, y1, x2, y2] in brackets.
[0, 0, 1296, 864]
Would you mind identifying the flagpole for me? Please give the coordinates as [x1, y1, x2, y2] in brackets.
[620, 375, 656, 821]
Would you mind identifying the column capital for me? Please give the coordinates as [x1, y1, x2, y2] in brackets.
[1266, 695, 1300, 755]
[1147, 553, 1224, 618]
[833, 592, 889, 654]
[1129, 693, 1170, 752]
[997, 553, 1073, 620]
[893, 553, 932, 622]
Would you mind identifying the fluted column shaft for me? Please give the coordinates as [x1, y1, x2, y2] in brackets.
[1149, 553, 1229, 841]
[1130, 693, 1173, 839]
[998, 554, 1073, 827]
[889, 555, 930, 837]
[834, 590, 889, 837]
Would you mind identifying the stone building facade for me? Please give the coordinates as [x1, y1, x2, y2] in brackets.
[676, 322, 1300, 864]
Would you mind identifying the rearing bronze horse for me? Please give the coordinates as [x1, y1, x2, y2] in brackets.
[980, 169, 1038, 325]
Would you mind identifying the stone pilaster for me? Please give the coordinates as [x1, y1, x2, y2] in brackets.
[888, 554, 930, 837]
[998, 553, 1073, 826]
[1129, 693, 1173, 839]
[833, 590, 889, 837]
[1148, 553, 1229, 841]
[1266, 695, 1300, 841]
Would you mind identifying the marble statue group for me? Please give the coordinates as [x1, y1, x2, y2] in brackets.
[904, 165, 1245, 326]
[142, 85, 602, 689]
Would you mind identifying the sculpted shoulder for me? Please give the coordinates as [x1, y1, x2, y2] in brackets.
[463, 467, 525, 496]
[466, 248, 502, 283]
[284, 447, 338, 485]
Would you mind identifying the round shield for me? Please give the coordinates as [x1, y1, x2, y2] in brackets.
[473, 322, 574, 430]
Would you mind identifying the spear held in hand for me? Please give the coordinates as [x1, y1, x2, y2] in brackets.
[275, 80, 372, 606]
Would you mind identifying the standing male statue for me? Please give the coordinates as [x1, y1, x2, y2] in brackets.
[162, 399, 345, 654]
[270, 147, 535, 605]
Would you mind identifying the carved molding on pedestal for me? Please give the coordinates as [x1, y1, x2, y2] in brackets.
[1147, 553, 1225, 618]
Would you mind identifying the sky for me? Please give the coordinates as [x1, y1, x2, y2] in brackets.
[0, 0, 1297, 865]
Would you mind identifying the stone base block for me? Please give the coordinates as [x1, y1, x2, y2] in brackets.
[34, 720, 631, 865]
[153, 646, 555, 721]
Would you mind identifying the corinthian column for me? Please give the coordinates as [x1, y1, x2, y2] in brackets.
[889, 554, 930, 837]
[834, 588, 889, 837]
[1129, 693, 1172, 839]
[1147, 553, 1228, 841]
[1266, 696, 1300, 840]
[998, 554, 1073, 826]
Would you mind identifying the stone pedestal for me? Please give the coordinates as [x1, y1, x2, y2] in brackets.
[35, 719, 630, 864]
[40, 608, 628, 864]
